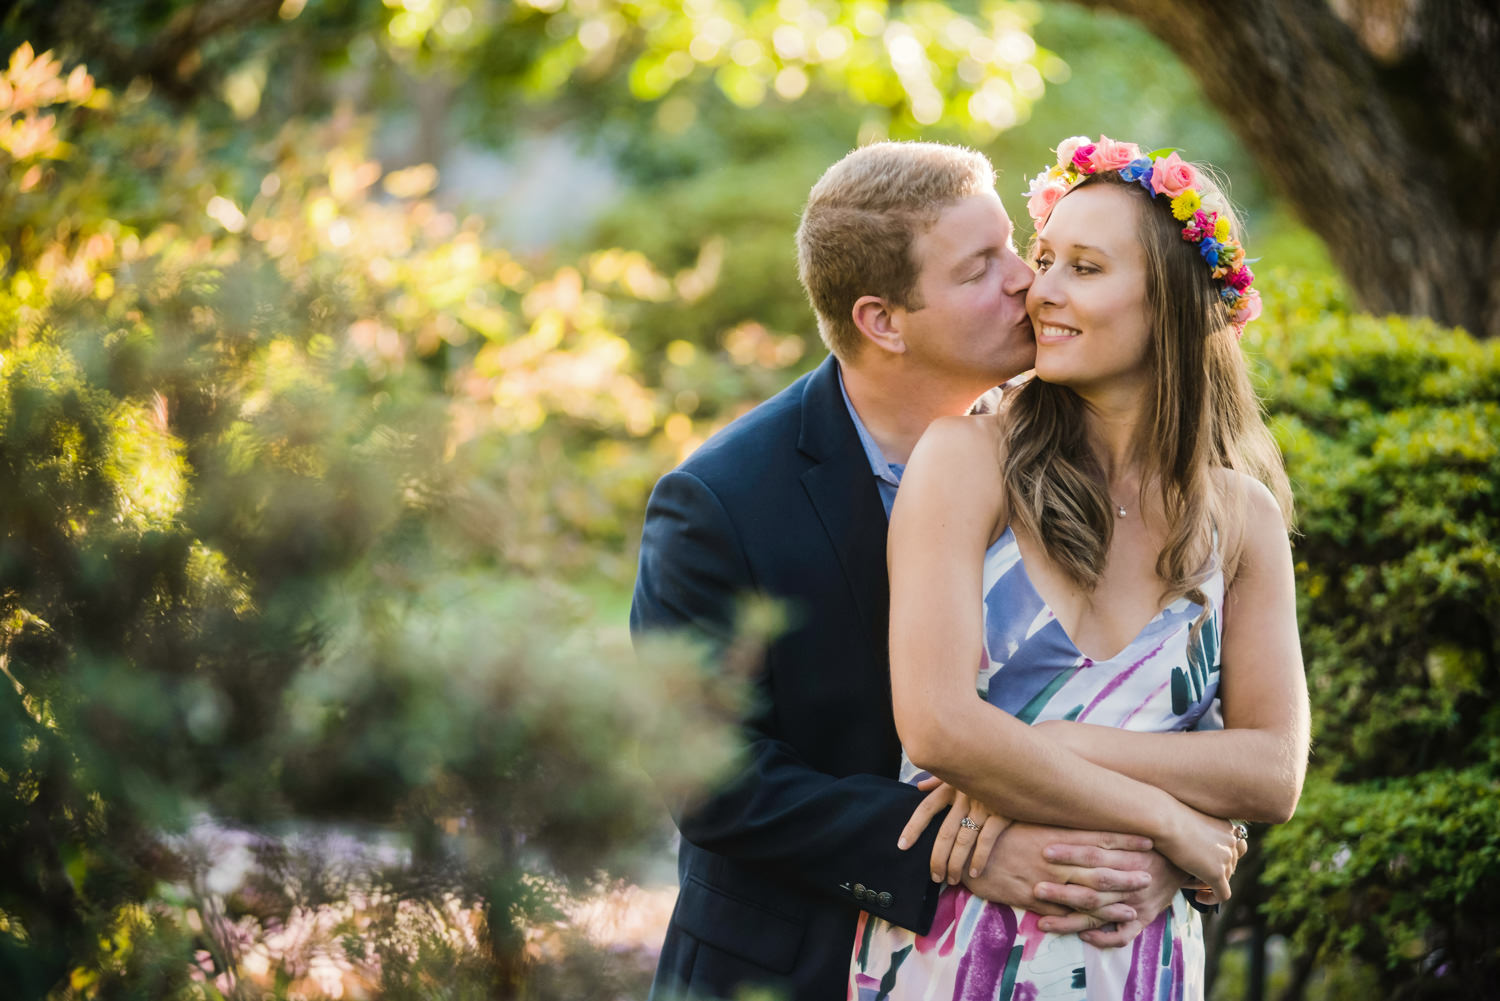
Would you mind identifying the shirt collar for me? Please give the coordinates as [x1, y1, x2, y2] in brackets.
[838, 366, 904, 488]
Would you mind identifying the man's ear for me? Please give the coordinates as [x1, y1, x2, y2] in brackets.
[851, 295, 907, 355]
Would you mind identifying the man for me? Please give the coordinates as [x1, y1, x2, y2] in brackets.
[631, 142, 1180, 1001]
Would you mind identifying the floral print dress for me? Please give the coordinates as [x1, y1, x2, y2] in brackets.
[850, 526, 1224, 1001]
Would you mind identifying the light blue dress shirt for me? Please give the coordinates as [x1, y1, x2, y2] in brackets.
[838, 369, 904, 517]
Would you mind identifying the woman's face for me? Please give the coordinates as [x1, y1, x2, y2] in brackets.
[1026, 183, 1153, 396]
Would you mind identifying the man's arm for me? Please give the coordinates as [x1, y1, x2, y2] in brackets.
[637, 467, 1172, 935]
[631, 468, 945, 932]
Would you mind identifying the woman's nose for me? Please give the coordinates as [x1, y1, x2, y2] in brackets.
[1027, 267, 1060, 308]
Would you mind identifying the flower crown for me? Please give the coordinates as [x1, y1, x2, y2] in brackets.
[1025, 135, 1261, 334]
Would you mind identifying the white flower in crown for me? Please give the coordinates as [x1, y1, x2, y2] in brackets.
[1024, 165, 1066, 196]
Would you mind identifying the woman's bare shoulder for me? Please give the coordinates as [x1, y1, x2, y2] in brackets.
[896, 415, 1008, 535]
[1212, 468, 1286, 525]
[910, 413, 1007, 469]
[1211, 468, 1292, 575]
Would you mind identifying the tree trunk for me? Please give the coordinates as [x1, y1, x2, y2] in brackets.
[1276, 948, 1319, 1001]
[1071, 0, 1500, 337]
[1247, 914, 1268, 1001]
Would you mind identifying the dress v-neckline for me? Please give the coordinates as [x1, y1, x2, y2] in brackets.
[999, 525, 1175, 664]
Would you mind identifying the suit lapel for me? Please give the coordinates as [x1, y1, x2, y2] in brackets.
[797, 358, 891, 654]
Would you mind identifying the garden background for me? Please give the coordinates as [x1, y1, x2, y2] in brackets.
[1, 1, 1496, 999]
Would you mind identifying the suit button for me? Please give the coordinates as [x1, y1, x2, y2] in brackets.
[878, 891, 894, 908]
[853, 883, 867, 901]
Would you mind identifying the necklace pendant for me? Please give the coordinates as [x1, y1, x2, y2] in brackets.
[1116, 505, 1127, 518]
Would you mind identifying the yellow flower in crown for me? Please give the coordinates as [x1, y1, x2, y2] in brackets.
[1214, 216, 1231, 241]
[1170, 191, 1201, 221]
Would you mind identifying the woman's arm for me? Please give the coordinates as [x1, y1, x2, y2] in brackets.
[1030, 475, 1311, 823]
[889, 417, 1242, 897]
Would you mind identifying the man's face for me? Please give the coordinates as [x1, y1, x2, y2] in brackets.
[895, 191, 1036, 390]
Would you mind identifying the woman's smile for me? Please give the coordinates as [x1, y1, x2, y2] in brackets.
[1036, 322, 1082, 343]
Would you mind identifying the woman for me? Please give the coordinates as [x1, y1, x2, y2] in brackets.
[848, 137, 1310, 1000]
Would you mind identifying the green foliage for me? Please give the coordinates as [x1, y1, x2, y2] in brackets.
[582, 1, 1318, 431]
[0, 0, 1487, 996]
[0, 46, 750, 998]
[583, 144, 824, 399]
[1243, 272, 1500, 996]
[381, 0, 1060, 139]
[1261, 771, 1500, 992]
[5, 0, 1063, 151]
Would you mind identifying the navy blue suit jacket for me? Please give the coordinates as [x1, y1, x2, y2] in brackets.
[630, 355, 949, 1000]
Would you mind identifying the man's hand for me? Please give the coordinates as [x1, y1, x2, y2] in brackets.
[1032, 841, 1190, 947]
[896, 778, 1191, 947]
[961, 823, 1165, 936]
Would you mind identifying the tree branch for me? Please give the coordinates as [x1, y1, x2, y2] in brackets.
[1072, 0, 1500, 336]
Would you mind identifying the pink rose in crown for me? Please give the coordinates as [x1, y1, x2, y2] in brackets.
[1150, 151, 1198, 198]
[1227, 264, 1255, 292]
[1088, 135, 1141, 172]
[1071, 143, 1098, 172]
[1233, 289, 1263, 328]
[1027, 182, 1066, 224]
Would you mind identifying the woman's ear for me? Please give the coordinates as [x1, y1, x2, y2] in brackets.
[852, 295, 908, 355]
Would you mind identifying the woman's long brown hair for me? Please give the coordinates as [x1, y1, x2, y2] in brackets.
[1003, 171, 1293, 613]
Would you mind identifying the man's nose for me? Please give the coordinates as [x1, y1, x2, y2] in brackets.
[1004, 254, 1034, 295]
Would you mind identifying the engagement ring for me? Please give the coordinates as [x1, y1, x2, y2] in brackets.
[959, 816, 981, 832]
[1232, 822, 1249, 842]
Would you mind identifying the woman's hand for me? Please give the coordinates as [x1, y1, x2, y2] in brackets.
[898, 777, 1011, 885]
[1157, 805, 1248, 901]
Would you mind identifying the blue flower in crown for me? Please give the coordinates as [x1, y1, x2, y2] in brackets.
[1119, 157, 1153, 190]
[1198, 238, 1223, 266]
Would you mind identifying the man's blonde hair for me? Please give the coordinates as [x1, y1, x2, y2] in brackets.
[795, 141, 996, 359]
